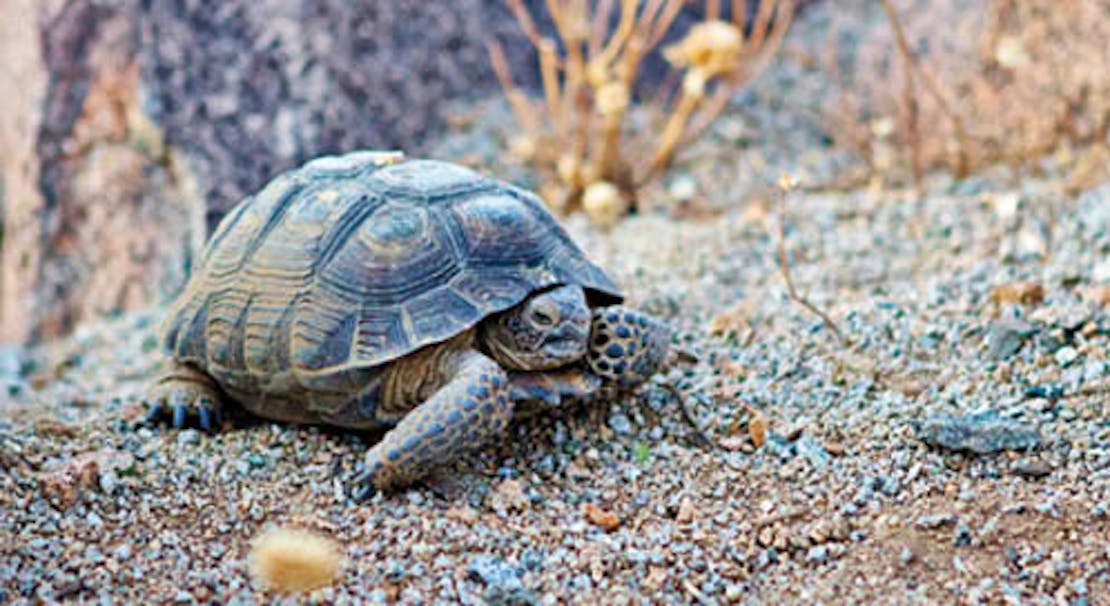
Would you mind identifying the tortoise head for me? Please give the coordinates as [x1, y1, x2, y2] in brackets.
[480, 285, 591, 371]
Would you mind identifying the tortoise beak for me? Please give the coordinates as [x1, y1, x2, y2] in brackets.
[544, 322, 589, 357]
[552, 321, 589, 343]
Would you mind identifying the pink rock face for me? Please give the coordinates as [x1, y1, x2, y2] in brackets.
[1, 3, 206, 345]
[0, 0, 48, 344]
[0, 0, 551, 345]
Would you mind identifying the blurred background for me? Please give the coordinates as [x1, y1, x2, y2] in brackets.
[1, 0, 1107, 345]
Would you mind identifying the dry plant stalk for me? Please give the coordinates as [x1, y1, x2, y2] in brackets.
[879, 0, 973, 187]
[825, 0, 1105, 185]
[775, 174, 846, 345]
[879, 0, 923, 189]
[491, 0, 796, 220]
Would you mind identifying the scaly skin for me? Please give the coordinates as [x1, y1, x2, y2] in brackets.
[351, 350, 512, 495]
[585, 306, 671, 388]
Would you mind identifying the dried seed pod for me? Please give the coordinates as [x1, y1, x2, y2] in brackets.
[507, 135, 537, 162]
[585, 59, 609, 88]
[582, 181, 627, 228]
[664, 20, 744, 77]
[248, 528, 344, 594]
[557, 154, 581, 186]
[595, 81, 630, 117]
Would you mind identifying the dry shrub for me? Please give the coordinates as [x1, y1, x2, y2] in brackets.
[489, 0, 796, 222]
[820, 0, 1109, 185]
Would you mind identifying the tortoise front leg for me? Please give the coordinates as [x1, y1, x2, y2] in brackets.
[352, 350, 513, 497]
[587, 306, 671, 388]
[143, 360, 225, 432]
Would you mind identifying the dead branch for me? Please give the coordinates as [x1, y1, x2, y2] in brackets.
[492, 0, 796, 222]
[775, 177, 847, 345]
[879, 0, 924, 189]
[916, 64, 973, 178]
[487, 40, 541, 134]
[879, 0, 973, 182]
[506, 0, 547, 52]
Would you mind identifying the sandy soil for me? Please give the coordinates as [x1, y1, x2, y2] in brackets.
[2, 150, 1108, 604]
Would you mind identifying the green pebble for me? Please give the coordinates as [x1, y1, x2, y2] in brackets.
[141, 335, 160, 353]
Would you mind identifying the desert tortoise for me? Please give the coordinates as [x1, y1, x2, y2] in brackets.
[145, 151, 669, 495]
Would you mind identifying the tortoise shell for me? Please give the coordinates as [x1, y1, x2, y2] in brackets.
[163, 153, 622, 391]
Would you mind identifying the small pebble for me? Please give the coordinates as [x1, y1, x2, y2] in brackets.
[916, 412, 1041, 454]
[806, 545, 829, 564]
[1011, 458, 1053, 478]
[1054, 346, 1079, 367]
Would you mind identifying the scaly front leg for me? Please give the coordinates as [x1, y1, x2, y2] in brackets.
[352, 350, 513, 497]
[586, 307, 671, 389]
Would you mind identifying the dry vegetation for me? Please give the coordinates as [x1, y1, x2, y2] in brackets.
[818, 0, 1110, 189]
[488, 0, 796, 225]
[489, 0, 1108, 222]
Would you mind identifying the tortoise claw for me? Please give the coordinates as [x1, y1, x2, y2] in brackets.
[350, 465, 379, 501]
[351, 482, 376, 502]
[508, 368, 602, 408]
[141, 363, 225, 433]
[142, 402, 166, 427]
[196, 398, 220, 432]
[172, 403, 188, 428]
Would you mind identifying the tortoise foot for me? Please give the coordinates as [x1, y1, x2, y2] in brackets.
[587, 306, 671, 388]
[143, 362, 225, 432]
[351, 351, 512, 497]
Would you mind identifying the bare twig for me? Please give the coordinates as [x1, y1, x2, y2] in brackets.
[775, 177, 847, 345]
[538, 38, 565, 136]
[879, 0, 923, 190]
[592, 0, 639, 72]
[659, 381, 718, 450]
[916, 64, 973, 179]
[487, 40, 541, 134]
[494, 0, 795, 219]
[506, 0, 548, 52]
[645, 0, 689, 50]
[589, 0, 615, 57]
[732, 0, 746, 31]
[748, 0, 779, 48]
[879, 0, 973, 182]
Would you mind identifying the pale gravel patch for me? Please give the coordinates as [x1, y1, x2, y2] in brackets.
[2, 165, 1107, 604]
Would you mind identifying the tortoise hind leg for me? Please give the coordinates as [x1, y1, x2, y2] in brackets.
[352, 350, 512, 497]
[143, 361, 225, 432]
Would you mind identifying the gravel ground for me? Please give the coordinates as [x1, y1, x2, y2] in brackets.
[2, 6, 1109, 596]
[2, 151, 1108, 603]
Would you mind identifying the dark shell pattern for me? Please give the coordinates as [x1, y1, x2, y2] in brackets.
[163, 153, 622, 396]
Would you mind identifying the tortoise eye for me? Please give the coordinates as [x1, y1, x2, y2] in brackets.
[531, 308, 555, 326]
[529, 299, 560, 327]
